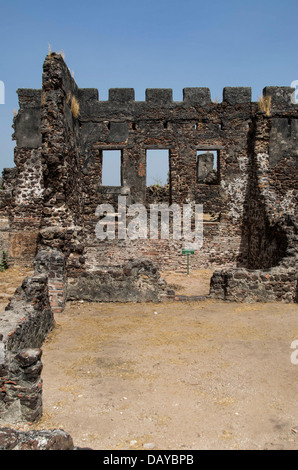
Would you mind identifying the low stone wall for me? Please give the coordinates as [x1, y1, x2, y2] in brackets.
[0, 274, 54, 424]
[34, 250, 66, 314]
[0, 427, 76, 450]
[210, 266, 297, 303]
[67, 258, 174, 302]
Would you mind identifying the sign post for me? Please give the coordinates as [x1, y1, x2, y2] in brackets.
[182, 249, 195, 276]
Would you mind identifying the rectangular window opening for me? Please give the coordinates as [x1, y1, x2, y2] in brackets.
[146, 149, 170, 187]
[102, 150, 122, 186]
[197, 150, 219, 184]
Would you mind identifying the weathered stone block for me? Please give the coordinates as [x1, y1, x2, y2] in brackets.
[223, 87, 251, 105]
[107, 122, 129, 142]
[67, 258, 169, 303]
[263, 86, 294, 106]
[0, 427, 75, 450]
[145, 88, 173, 104]
[109, 88, 135, 103]
[78, 88, 99, 102]
[183, 87, 211, 105]
[0, 274, 54, 424]
[16, 348, 42, 368]
[13, 108, 42, 148]
[197, 152, 214, 182]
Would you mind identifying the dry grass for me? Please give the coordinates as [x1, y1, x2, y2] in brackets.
[57, 50, 65, 60]
[258, 95, 271, 116]
[41, 91, 46, 107]
[70, 95, 80, 118]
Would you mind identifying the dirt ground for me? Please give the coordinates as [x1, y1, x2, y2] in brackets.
[1, 268, 298, 450]
[0, 266, 34, 312]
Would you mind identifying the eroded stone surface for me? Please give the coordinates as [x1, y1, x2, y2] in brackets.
[0, 427, 74, 450]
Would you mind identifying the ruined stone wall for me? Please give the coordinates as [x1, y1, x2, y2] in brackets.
[0, 89, 44, 266]
[67, 258, 173, 303]
[0, 274, 54, 423]
[0, 53, 297, 303]
[34, 250, 67, 314]
[38, 54, 84, 258]
[0, 54, 85, 267]
[210, 88, 298, 302]
[77, 85, 253, 273]
[1, 52, 297, 428]
[0, 427, 75, 450]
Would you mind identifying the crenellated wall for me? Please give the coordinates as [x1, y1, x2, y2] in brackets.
[0, 52, 296, 303]
[75, 82, 256, 276]
[78, 84, 254, 211]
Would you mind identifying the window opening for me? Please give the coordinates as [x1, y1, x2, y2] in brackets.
[146, 149, 170, 187]
[196, 150, 219, 184]
[102, 150, 122, 186]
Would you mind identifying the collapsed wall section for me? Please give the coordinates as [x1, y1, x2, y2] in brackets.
[210, 88, 298, 302]
[0, 89, 44, 266]
[0, 274, 54, 423]
[67, 258, 173, 303]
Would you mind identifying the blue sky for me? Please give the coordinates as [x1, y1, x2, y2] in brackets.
[0, 0, 297, 176]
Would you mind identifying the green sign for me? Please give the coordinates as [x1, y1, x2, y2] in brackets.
[182, 248, 195, 275]
[182, 249, 195, 255]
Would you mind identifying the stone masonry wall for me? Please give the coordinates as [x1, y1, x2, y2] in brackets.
[77, 84, 253, 274]
[67, 258, 173, 303]
[0, 53, 296, 304]
[0, 427, 75, 450]
[210, 88, 298, 302]
[34, 250, 67, 314]
[0, 273, 54, 424]
[38, 54, 84, 257]
[0, 90, 44, 266]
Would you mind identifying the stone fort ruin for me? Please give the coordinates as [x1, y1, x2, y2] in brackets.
[0, 53, 297, 423]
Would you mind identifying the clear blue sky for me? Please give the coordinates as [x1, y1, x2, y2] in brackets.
[0, 0, 297, 176]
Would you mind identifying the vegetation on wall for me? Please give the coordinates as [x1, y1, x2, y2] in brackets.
[0, 250, 8, 272]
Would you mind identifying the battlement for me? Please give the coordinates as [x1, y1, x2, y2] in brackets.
[15, 54, 296, 113]
[17, 85, 295, 109]
[79, 86, 250, 105]
[78, 85, 295, 107]
[12, 54, 298, 157]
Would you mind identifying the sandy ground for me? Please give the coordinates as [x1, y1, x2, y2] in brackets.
[1, 268, 298, 450]
[0, 266, 34, 311]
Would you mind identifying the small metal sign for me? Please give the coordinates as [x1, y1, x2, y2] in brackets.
[182, 249, 195, 255]
[182, 249, 195, 275]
